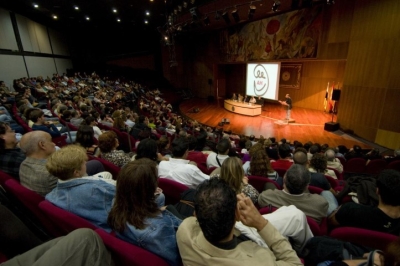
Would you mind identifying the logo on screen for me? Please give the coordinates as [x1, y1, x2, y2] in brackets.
[253, 64, 269, 96]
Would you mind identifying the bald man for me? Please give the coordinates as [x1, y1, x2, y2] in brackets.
[19, 131, 105, 196]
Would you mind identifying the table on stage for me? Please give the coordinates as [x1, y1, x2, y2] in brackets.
[224, 99, 262, 116]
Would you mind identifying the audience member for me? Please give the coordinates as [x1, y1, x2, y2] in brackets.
[0, 122, 25, 178]
[206, 138, 231, 168]
[98, 131, 133, 167]
[325, 148, 343, 173]
[309, 153, 338, 179]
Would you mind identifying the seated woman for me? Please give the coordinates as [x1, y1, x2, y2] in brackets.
[75, 125, 100, 157]
[98, 131, 133, 167]
[309, 153, 338, 179]
[243, 149, 279, 181]
[107, 159, 182, 266]
[112, 110, 127, 132]
[85, 116, 102, 140]
[211, 157, 259, 204]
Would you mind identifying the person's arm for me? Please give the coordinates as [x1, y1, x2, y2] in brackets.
[190, 165, 210, 186]
[237, 194, 302, 266]
[328, 205, 342, 227]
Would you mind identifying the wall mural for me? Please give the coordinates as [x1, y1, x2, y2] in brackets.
[220, 6, 323, 62]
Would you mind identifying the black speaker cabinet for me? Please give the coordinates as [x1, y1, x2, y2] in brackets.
[332, 90, 341, 101]
[324, 122, 340, 132]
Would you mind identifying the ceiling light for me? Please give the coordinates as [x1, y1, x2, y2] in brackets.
[117, 18, 121, 22]
[248, 5, 256, 20]
[222, 11, 230, 24]
[113, 9, 117, 13]
[272, 1, 281, 12]
[85, 16, 90, 20]
[144, 20, 149, 24]
[146, 11, 150, 16]
[231, 8, 240, 23]
[53, 15, 58, 19]
[74, 6, 79, 10]
[33, 4, 39, 8]
[327, 0, 335, 4]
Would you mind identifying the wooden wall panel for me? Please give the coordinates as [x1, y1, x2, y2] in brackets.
[376, 130, 400, 150]
[379, 89, 400, 132]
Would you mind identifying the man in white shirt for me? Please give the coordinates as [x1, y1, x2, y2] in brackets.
[206, 138, 231, 168]
[158, 140, 209, 188]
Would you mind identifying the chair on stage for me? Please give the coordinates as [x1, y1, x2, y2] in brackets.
[95, 229, 169, 266]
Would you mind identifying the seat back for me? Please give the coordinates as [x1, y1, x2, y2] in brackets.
[52, 135, 68, 147]
[248, 175, 281, 192]
[0, 170, 13, 186]
[39, 200, 97, 235]
[90, 157, 121, 180]
[365, 159, 387, 175]
[329, 227, 397, 250]
[3, 179, 59, 236]
[274, 168, 287, 178]
[307, 185, 324, 194]
[95, 229, 169, 266]
[158, 178, 189, 205]
[345, 158, 366, 174]
[386, 160, 400, 171]
[327, 167, 343, 180]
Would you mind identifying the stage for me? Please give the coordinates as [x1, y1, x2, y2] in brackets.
[179, 98, 372, 149]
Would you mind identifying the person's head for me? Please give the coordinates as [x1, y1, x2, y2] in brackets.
[219, 157, 244, 193]
[250, 149, 274, 175]
[75, 125, 95, 148]
[285, 94, 290, 98]
[0, 122, 18, 151]
[194, 178, 237, 244]
[278, 143, 291, 159]
[309, 145, 320, 154]
[172, 139, 189, 158]
[324, 148, 336, 162]
[108, 158, 159, 232]
[20, 131, 55, 157]
[187, 135, 197, 150]
[310, 153, 328, 172]
[376, 169, 400, 206]
[29, 109, 45, 123]
[46, 145, 87, 180]
[385, 237, 400, 266]
[284, 164, 310, 194]
[394, 149, 400, 158]
[353, 145, 362, 154]
[85, 116, 96, 126]
[248, 143, 264, 157]
[216, 139, 230, 155]
[337, 145, 348, 155]
[136, 138, 158, 161]
[98, 131, 118, 153]
[293, 150, 308, 166]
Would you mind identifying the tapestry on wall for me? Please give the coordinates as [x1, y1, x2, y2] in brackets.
[220, 6, 323, 62]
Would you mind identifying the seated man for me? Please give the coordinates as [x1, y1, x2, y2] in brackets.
[158, 140, 209, 189]
[177, 178, 303, 265]
[325, 148, 343, 173]
[45, 145, 115, 231]
[329, 169, 400, 235]
[258, 164, 329, 223]
[271, 143, 293, 170]
[0, 122, 25, 179]
[19, 131, 105, 196]
[30, 109, 61, 138]
[206, 138, 231, 168]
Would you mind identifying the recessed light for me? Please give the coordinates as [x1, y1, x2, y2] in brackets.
[113, 9, 117, 13]
[117, 18, 121, 22]
[74, 6, 79, 10]
[53, 15, 58, 19]
[146, 11, 150, 16]
[86, 16, 90, 20]
[144, 20, 148, 24]
[33, 4, 39, 8]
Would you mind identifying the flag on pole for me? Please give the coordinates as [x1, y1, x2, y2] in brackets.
[324, 82, 329, 111]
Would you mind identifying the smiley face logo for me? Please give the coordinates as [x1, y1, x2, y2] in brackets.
[253, 64, 269, 96]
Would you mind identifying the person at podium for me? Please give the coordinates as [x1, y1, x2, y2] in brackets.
[279, 94, 292, 120]
[232, 93, 238, 101]
[249, 96, 256, 105]
[238, 94, 244, 103]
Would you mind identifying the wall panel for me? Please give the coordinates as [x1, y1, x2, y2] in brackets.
[0, 8, 18, 51]
[25, 56, 56, 78]
[0, 55, 27, 88]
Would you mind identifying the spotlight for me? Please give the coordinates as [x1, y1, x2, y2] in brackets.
[272, 1, 281, 12]
[231, 8, 240, 23]
[203, 16, 210, 26]
[327, 0, 335, 4]
[222, 11, 230, 24]
[248, 5, 256, 20]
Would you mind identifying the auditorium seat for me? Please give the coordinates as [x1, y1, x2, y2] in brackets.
[365, 159, 387, 175]
[329, 227, 397, 250]
[95, 229, 170, 266]
[344, 158, 366, 175]
[0, 170, 12, 186]
[158, 178, 189, 205]
[3, 179, 60, 237]
[89, 156, 121, 180]
[247, 175, 281, 192]
[386, 160, 400, 172]
[327, 167, 343, 180]
[39, 200, 97, 236]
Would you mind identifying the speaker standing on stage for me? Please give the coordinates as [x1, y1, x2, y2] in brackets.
[279, 94, 292, 120]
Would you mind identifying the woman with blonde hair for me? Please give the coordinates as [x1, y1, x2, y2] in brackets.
[211, 157, 259, 204]
[112, 110, 127, 132]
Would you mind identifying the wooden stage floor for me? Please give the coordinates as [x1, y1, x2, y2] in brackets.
[179, 98, 372, 149]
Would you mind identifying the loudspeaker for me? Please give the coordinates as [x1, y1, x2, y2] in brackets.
[332, 90, 341, 101]
[324, 122, 340, 132]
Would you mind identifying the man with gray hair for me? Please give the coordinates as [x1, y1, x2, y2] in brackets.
[19, 131, 105, 196]
[325, 148, 343, 173]
[258, 164, 328, 223]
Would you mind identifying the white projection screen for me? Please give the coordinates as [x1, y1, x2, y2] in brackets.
[246, 63, 281, 100]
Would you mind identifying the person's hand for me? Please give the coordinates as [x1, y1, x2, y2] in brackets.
[237, 194, 268, 231]
[155, 187, 163, 195]
[242, 176, 249, 185]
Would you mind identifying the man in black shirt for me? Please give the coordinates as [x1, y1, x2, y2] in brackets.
[329, 169, 400, 235]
